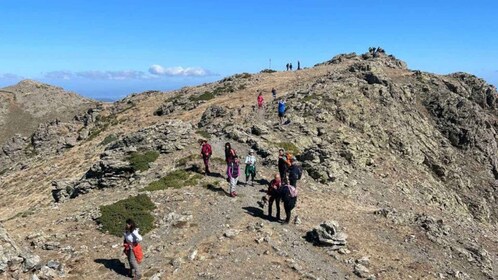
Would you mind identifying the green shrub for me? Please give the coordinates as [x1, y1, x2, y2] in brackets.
[260, 69, 277, 73]
[141, 170, 203, 192]
[189, 91, 215, 102]
[234, 72, 252, 79]
[98, 194, 156, 237]
[196, 129, 211, 140]
[275, 142, 300, 155]
[99, 134, 118, 146]
[128, 151, 160, 172]
[176, 154, 199, 167]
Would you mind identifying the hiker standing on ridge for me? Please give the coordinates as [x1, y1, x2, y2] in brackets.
[297, 61, 301, 70]
[288, 156, 303, 188]
[267, 174, 282, 221]
[199, 139, 212, 175]
[257, 92, 264, 109]
[286, 63, 289, 71]
[272, 87, 277, 100]
[227, 155, 240, 197]
[278, 149, 291, 184]
[244, 149, 257, 186]
[280, 183, 298, 224]
[123, 218, 143, 280]
[289, 63, 293, 71]
[225, 142, 237, 179]
[278, 99, 286, 124]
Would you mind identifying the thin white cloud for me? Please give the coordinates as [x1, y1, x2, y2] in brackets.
[149, 65, 215, 77]
[44, 71, 74, 80]
[76, 70, 149, 80]
[0, 73, 24, 80]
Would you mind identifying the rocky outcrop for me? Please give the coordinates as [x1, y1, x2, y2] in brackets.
[0, 224, 40, 276]
[306, 221, 348, 250]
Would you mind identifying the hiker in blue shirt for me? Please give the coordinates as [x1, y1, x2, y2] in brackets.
[278, 99, 286, 124]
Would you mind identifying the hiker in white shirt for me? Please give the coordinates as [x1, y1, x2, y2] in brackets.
[245, 149, 257, 186]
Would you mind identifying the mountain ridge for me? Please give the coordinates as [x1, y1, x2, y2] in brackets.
[0, 49, 497, 279]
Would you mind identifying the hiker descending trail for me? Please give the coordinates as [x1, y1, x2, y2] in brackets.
[288, 156, 303, 188]
[244, 149, 257, 186]
[271, 87, 277, 100]
[224, 142, 237, 177]
[278, 149, 291, 184]
[200, 139, 212, 175]
[280, 184, 298, 224]
[227, 156, 240, 197]
[257, 92, 264, 109]
[278, 99, 286, 124]
[123, 219, 143, 280]
[267, 174, 282, 221]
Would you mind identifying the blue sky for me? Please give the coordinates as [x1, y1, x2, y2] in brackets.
[0, 0, 497, 100]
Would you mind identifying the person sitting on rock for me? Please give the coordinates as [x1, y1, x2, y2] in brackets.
[199, 139, 212, 175]
[244, 149, 257, 186]
[267, 173, 282, 221]
[123, 218, 143, 280]
[279, 183, 298, 224]
[288, 156, 303, 188]
[227, 155, 240, 197]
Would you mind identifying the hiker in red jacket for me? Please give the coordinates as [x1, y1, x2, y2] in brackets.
[257, 92, 264, 109]
[267, 174, 282, 221]
[200, 139, 212, 175]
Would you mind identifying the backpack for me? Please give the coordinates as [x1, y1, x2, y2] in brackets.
[289, 164, 302, 180]
[286, 184, 298, 198]
[230, 161, 239, 177]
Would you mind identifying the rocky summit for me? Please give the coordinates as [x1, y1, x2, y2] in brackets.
[0, 49, 497, 279]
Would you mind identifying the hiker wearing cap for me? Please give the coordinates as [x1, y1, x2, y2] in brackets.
[257, 92, 264, 109]
[227, 155, 240, 197]
[279, 183, 298, 224]
[199, 139, 212, 175]
[288, 156, 303, 188]
[245, 149, 257, 186]
[267, 174, 282, 220]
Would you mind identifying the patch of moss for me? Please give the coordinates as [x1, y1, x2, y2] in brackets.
[141, 170, 203, 192]
[99, 134, 118, 146]
[176, 154, 199, 167]
[234, 72, 252, 79]
[196, 129, 211, 140]
[275, 142, 300, 155]
[189, 91, 215, 102]
[128, 151, 160, 172]
[260, 69, 277, 73]
[302, 95, 314, 102]
[98, 194, 156, 237]
[0, 168, 8, 176]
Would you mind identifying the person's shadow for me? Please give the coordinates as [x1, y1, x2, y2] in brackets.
[94, 259, 128, 277]
[243, 206, 277, 222]
[205, 183, 229, 196]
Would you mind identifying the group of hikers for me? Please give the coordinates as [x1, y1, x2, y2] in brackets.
[121, 88, 297, 279]
[285, 61, 301, 71]
[200, 139, 302, 225]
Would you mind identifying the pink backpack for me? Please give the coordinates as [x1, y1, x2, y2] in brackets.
[287, 185, 298, 198]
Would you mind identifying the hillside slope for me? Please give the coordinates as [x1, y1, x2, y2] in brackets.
[0, 80, 98, 145]
[0, 49, 497, 280]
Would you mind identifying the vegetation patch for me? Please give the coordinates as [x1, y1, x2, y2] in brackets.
[189, 91, 215, 102]
[176, 154, 199, 167]
[275, 142, 300, 155]
[128, 151, 160, 172]
[260, 69, 277, 73]
[99, 134, 118, 146]
[196, 129, 211, 140]
[234, 72, 252, 79]
[0, 168, 8, 176]
[141, 170, 203, 192]
[302, 94, 315, 102]
[98, 194, 156, 237]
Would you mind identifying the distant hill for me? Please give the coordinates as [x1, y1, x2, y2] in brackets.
[0, 79, 99, 145]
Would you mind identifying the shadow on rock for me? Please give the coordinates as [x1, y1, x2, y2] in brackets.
[242, 206, 278, 222]
[94, 259, 128, 277]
